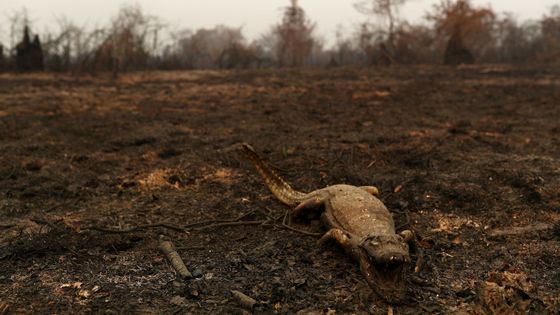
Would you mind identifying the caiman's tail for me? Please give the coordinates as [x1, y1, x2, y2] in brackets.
[240, 144, 307, 207]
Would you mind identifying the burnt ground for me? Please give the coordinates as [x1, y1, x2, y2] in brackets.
[0, 66, 559, 314]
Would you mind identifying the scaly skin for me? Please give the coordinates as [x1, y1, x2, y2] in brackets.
[241, 144, 415, 302]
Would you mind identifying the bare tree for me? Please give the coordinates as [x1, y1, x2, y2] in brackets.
[7, 8, 32, 55]
[491, 14, 540, 63]
[393, 23, 437, 64]
[354, 0, 409, 57]
[332, 25, 357, 65]
[172, 25, 247, 69]
[81, 4, 165, 75]
[538, 5, 560, 63]
[0, 44, 5, 70]
[40, 17, 88, 71]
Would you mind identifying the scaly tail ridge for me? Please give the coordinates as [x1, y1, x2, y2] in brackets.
[241, 144, 307, 207]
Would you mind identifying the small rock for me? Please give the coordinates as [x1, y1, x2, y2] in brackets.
[398, 200, 409, 209]
[170, 295, 187, 306]
[189, 288, 199, 297]
[192, 269, 203, 278]
[293, 278, 306, 287]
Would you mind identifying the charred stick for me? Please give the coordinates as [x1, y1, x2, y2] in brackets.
[230, 290, 257, 310]
[158, 236, 192, 279]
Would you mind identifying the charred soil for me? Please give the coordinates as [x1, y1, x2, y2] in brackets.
[0, 66, 559, 314]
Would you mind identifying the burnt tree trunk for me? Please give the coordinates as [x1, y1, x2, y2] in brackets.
[444, 25, 474, 65]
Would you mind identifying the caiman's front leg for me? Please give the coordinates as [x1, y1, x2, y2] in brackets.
[317, 228, 362, 260]
[317, 212, 361, 260]
[399, 229, 423, 274]
[318, 228, 351, 246]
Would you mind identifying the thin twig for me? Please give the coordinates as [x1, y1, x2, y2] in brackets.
[30, 217, 61, 230]
[395, 211, 411, 231]
[176, 246, 207, 251]
[183, 209, 257, 229]
[269, 207, 286, 221]
[44, 201, 71, 213]
[276, 223, 322, 236]
[2, 165, 18, 181]
[255, 207, 275, 221]
[282, 208, 290, 225]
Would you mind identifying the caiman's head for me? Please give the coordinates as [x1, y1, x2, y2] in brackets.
[357, 234, 410, 302]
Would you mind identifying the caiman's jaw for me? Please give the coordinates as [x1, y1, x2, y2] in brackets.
[358, 235, 410, 302]
[367, 256, 408, 302]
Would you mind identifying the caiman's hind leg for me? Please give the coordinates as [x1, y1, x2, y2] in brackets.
[359, 186, 380, 196]
[317, 228, 362, 260]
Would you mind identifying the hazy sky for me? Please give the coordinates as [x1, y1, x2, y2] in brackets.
[2, 0, 558, 46]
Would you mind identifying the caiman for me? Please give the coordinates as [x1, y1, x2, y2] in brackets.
[240, 144, 418, 302]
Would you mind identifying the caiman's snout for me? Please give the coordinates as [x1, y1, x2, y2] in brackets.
[358, 234, 411, 302]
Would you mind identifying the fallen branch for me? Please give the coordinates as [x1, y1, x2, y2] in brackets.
[44, 201, 71, 213]
[87, 223, 186, 234]
[194, 220, 266, 231]
[158, 236, 192, 279]
[183, 209, 257, 229]
[85, 208, 321, 237]
[488, 222, 553, 238]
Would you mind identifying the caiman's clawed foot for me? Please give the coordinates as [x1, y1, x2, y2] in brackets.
[399, 230, 414, 242]
[399, 229, 424, 274]
[317, 228, 353, 248]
